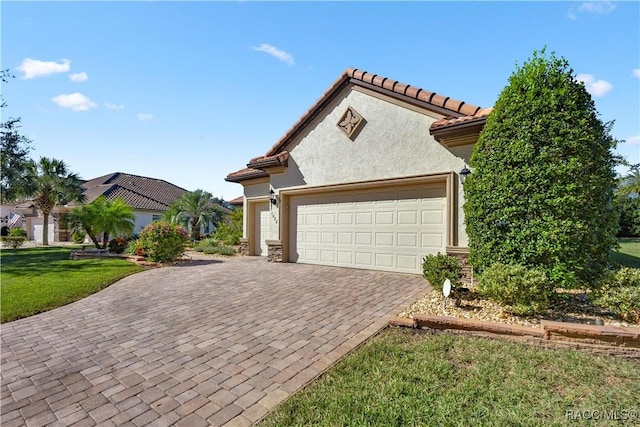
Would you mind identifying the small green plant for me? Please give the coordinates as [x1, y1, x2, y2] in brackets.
[422, 253, 461, 292]
[213, 209, 243, 245]
[138, 221, 188, 263]
[72, 230, 86, 244]
[591, 267, 640, 322]
[477, 263, 553, 315]
[8, 227, 27, 237]
[108, 237, 128, 254]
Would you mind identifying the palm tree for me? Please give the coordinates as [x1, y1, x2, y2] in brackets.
[95, 197, 135, 245]
[169, 189, 224, 241]
[22, 157, 85, 245]
[618, 165, 640, 197]
[67, 196, 135, 249]
[67, 202, 102, 248]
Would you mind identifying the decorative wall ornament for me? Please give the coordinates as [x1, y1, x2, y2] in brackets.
[337, 106, 365, 139]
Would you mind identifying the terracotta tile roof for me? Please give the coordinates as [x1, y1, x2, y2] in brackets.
[225, 167, 268, 183]
[228, 196, 244, 206]
[82, 172, 188, 211]
[226, 67, 487, 182]
[247, 151, 290, 169]
[431, 107, 493, 130]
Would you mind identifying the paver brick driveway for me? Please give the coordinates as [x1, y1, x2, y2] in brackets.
[1, 256, 429, 426]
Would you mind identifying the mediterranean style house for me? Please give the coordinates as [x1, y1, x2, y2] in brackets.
[2, 172, 187, 243]
[226, 68, 491, 275]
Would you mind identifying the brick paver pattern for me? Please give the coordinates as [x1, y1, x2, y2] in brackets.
[1, 256, 429, 426]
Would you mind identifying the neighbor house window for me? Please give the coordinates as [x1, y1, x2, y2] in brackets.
[152, 215, 162, 222]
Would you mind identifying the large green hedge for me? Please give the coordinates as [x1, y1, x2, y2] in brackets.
[463, 49, 618, 288]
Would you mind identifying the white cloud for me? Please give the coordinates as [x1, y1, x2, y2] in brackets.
[568, 2, 616, 20]
[633, 69, 640, 79]
[623, 135, 640, 146]
[51, 93, 97, 111]
[137, 113, 153, 122]
[252, 43, 295, 66]
[17, 58, 71, 79]
[69, 72, 88, 82]
[576, 73, 613, 97]
[105, 102, 124, 110]
[579, 1, 616, 14]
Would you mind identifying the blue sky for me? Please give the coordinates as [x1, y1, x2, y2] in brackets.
[2, 1, 638, 200]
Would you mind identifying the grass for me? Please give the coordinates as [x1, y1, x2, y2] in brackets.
[1, 246, 144, 323]
[260, 328, 640, 427]
[613, 237, 640, 268]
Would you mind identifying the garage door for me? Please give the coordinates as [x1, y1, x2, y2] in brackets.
[289, 184, 446, 274]
[33, 224, 54, 244]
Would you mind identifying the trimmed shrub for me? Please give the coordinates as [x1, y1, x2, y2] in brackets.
[8, 227, 26, 237]
[72, 230, 86, 244]
[1, 236, 26, 249]
[463, 49, 618, 289]
[138, 221, 188, 263]
[422, 253, 461, 292]
[477, 263, 553, 315]
[108, 237, 128, 254]
[591, 268, 640, 322]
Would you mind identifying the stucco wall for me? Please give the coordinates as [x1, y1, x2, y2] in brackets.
[268, 86, 472, 245]
[133, 211, 162, 234]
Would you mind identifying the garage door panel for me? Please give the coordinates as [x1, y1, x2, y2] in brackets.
[422, 233, 444, 248]
[398, 211, 418, 225]
[398, 233, 418, 247]
[375, 253, 394, 268]
[375, 232, 394, 246]
[397, 255, 419, 270]
[290, 184, 446, 274]
[422, 210, 444, 225]
[375, 211, 394, 225]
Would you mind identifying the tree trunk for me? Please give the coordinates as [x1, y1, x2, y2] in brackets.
[103, 232, 110, 249]
[42, 211, 50, 245]
[190, 219, 199, 242]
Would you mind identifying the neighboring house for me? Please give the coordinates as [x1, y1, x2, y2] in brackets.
[228, 196, 244, 209]
[2, 172, 188, 244]
[226, 68, 491, 275]
[81, 172, 188, 235]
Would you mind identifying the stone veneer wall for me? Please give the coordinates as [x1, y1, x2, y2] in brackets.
[446, 247, 473, 283]
[240, 238, 250, 256]
[266, 240, 282, 263]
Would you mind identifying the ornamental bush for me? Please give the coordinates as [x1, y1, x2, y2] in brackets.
[108, 237, 128, 254]
[591, 268, 640, 322]
[464, 49, 618, 289]
[8, 227, 26, 237]
[138, 221, 188, 263]
[477, 263, 553, 315]
[422, 253, 461, 292]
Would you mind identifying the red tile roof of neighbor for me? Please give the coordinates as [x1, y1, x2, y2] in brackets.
[82, 172, 188, 211]
[228, 196, 244, 206]
[226, 68, 489, 182]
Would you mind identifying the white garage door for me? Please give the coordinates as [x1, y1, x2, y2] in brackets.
[33, 224, 54, 244]
[290, 184, 446, 274]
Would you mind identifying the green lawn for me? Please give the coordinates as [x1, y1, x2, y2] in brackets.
[613, 237, 640, 268]
[261, 328, 640, 427]
[1, 246, 144, 323]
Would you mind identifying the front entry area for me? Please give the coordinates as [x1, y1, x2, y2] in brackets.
[253, 202, 271, 256]
[289, 183, 447, 274]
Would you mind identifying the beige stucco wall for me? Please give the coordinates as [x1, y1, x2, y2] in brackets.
[266, 86, 472, 246]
